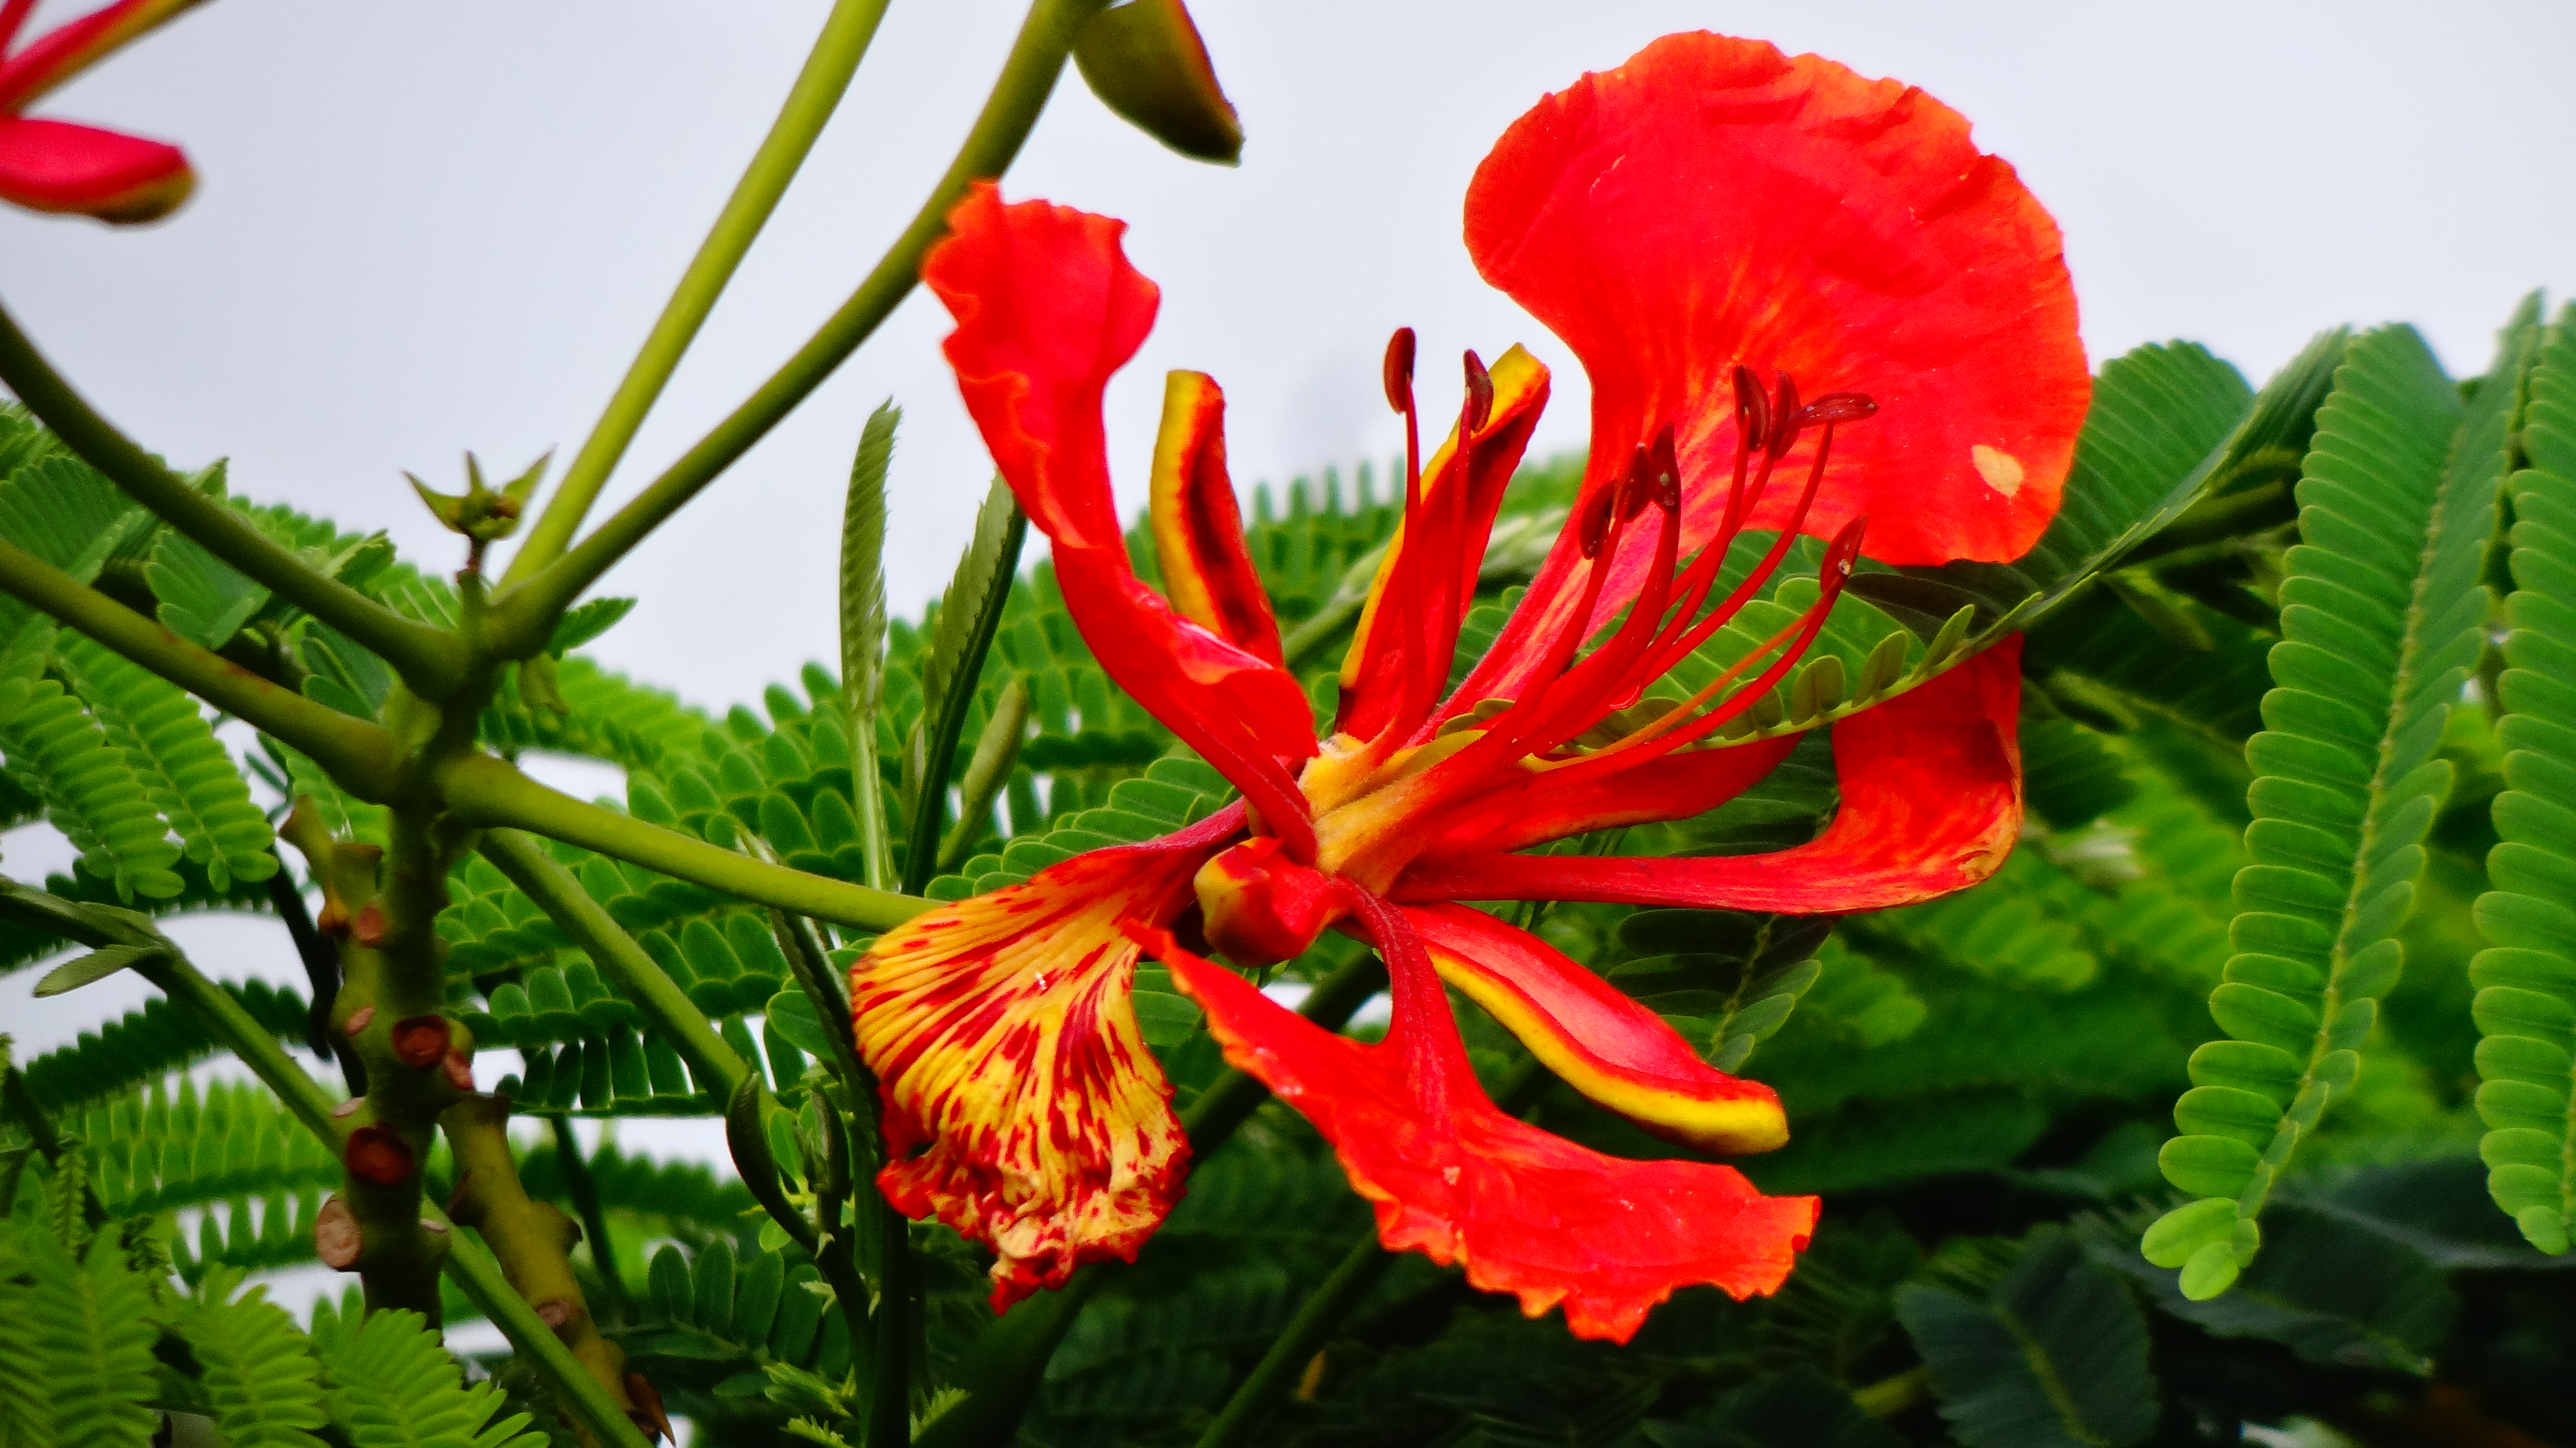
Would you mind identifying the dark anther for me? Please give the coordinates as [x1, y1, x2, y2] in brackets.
[1462, 349, 1494, 435]
[1649, 423, 1681, 510]
[1577, 482, 1618, 558]
[1617, 445, 1654, 521]
[1824, 516, 1869, 578]
[1767, 372, 1803, 462]
[1733, 364, 1769, 453]
[1798, 392, 1878, 427]
[1383, 327, 1417, 414]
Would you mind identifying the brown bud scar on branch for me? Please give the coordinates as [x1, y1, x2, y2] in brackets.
[345, 1124, 417, 1188]
[391, 1013, 452, 1067]
[343, 1004, 377, 1035]
[421, 1218, 449, 1234]
[442, 1050, 475, 1092]
[315, 1196, 361, 1270]
[350, 902, 389, 947]
[447, 1171, 477, 1217]
[538, 1296, 586, 1338]
[332, 1097, 363, 1118]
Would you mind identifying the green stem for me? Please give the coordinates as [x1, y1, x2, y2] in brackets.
[449, 758, 926, 932]
[478, 828, 753, 1096]
[503, 0, 894, 585]
[912, 951, 1386, 1448]
[551, 1117, 630, 1320]
[0, 298, 468, 697]
[0, 537, 407, 796]
[488, 0, 1110, 656]
[1191, 1233, 1390, 1448]
[0, 879, 650, 1448]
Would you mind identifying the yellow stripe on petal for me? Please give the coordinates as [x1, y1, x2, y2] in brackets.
[850, 833, 1223, 1306]
[1408, 902, 1789, 1153]
[1148, 369, 1281, 663]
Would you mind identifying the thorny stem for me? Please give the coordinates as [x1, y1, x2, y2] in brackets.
[912, 952, 1390, 1448]
[0, 299, 469, 697]
[504, 0, 895, 584]
[450, 757, 928, 932]
[489, 0, 1112, 658]
[0, 878, 652, 1448]
[0, 537, 406, 795]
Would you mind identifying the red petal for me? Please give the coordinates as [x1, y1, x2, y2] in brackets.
[1407, 731, 1796, 859]
[1397, 637, 2024, 910]
[1159, 924, 1816, 1342]
[0, 115, 190, 223]
[925, 185, 1319, 838]
[0, 0, 199, 112]
[1406, 903, 1788, 1153]
[1334, 347, 1551, 744]
[849, 807, 1240, 1308]
[1451, 33, 2085, 706]
[1148, 370, 1282, 665]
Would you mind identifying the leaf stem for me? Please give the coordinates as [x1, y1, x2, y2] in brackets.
[0, 536, 407, 796]
[478, 827, 754, 1095]
[0, 297, 468, 696]
[504, 0, 895, 584]
[449, 760, 927, 932]
[551, 1115, 630, 1319]
[1191, 1233, 1392, 1448]
[489, 0, 1111, 655]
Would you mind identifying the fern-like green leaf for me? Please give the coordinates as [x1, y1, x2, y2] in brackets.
[317, 1308, 548, 1448]
[1895, 1226, 2158, 1448]
[182, 1281, 333, 1448]
[2143, 317, 2525, 1298]
[0, 1224, 165, 1448]
[2471, 304, 2576, 1254]
[55, 634, 276, 890]
[0, 671, 186, 900]
[18, 980, 308, 1113]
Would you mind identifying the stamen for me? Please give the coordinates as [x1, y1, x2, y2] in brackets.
[1462, 349, 1494, 436]
[1383, 328, 1417, 414]
[1797, 393, 1878, 428]
[1734, 364, 1769, 456]
[1641, 417, 1850, 681]
[1648, 424, 1681, 512]
[1765, 372, 1802, 465]
[1577, 482, 1618, 559]
[1617, 444, 1654, 522]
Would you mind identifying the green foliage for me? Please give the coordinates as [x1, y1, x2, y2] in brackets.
[180, 1276, 334, 1448]
[0, 1225, 165, 1448]
[1895, 1226, 2156, 1448]
[2144, 317, 2525, 1299]
[315, 1306, 548, 1448]
[2472, 305, 2576, 1254]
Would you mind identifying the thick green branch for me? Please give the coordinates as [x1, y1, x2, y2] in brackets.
[0, 298, 468, 697]
[477, 828, 756, 1094]
[504, 0, 895, 584]
[488, 0, 1110, 655]
[0, 537, 406, 796]
[450, 758, 927, 931]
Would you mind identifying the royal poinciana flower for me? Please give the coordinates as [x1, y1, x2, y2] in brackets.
[852, 31, 2087, 1342]
[0, 0, 200, 224]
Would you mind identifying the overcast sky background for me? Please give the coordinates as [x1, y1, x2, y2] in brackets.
[4, 3, 2572, 1123]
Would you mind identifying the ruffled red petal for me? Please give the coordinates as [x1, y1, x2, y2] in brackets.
[1397, 637, 2023, 910]
[849, 807, 1241, 1308]
[1452, 32, 2085, 709]
[1407, 732, 1797, 860]
[0, 115, 189, 223]
[1152, 907, 1817, 1343]
[925, 185, 1318, 845]
[1406, 903, 1787, 1153]
[1148, 369, 1282, 666]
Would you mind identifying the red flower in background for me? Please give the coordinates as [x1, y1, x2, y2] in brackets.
[851, 31, 2087, 1342]
[0, 0, 201, 224]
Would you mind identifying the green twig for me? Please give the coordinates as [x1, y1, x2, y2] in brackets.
[0, 297, 468, 697]
[478, 828, 756, 1094]
[0, 537, 407, 796]
[1191, 1233, 1391, 1448]
[450, 761, 927, 932]
[488, 0, 1111, 657]
[505, 0, 895, 585]
[551, 1117, 630, 1320]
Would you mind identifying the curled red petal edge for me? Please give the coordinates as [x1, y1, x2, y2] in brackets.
[0, 115, 191, 223]
[1145, 921, 1819, 1343]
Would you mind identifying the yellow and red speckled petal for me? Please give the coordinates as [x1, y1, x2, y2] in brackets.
[850, 806, 1242, 1308]
[1146, 909, 1817, 1344]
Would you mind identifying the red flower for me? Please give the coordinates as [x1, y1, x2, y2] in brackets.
[852, 32, 2085, 1340]
[0, 0, 201, 224]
